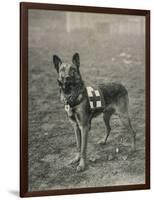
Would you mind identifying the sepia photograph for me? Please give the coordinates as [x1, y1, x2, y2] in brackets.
[20, 3, 150, 197]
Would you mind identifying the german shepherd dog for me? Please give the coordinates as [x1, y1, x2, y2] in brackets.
[53, 53, 136, 172]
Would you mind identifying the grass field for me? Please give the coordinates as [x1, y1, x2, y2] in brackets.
[28, 12, 145, 191]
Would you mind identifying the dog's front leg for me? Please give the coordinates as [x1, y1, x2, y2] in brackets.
[74, 125, 81, 162]
[77, 125, 89, 172]
[72, 124, 81, 164]
[69, 118, 81, 164]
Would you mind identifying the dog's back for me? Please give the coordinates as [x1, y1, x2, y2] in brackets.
[98, 83, 128, 107]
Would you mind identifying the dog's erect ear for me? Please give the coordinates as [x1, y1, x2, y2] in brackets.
[53, 55, 62, 72]
[72, 53, 80, 69]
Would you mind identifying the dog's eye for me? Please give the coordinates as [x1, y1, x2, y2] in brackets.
[70, 68, 75, 76]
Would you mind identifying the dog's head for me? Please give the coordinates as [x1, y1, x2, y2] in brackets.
[53, 53, 82, 94]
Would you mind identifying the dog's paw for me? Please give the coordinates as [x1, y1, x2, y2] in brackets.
[97, 139, 106, 145]
[76, 158, 86, 172]
[76, 164, 85, 172]
[69, 153, 80, 165]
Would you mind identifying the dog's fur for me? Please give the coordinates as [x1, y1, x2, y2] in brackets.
[53, 53, 136, 172]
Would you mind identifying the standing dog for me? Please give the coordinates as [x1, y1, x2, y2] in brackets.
[53, 53, 136, 172]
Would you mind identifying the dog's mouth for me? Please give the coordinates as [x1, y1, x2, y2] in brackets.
[57, 79, 75, 94]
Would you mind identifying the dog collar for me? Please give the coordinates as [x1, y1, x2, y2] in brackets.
[63, 82, 85, 108]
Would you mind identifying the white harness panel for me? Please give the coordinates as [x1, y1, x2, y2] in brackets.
[86, 86, 102, 109]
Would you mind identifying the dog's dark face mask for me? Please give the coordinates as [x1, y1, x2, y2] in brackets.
[53, 53, 81, 94]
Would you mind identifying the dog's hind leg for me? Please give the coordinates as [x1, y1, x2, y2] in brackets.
[103, 111, 112, 144]
[116, 96, 136, 151]
[98, 109, 114, 145]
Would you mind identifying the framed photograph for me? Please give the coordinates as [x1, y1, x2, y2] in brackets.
[20, 2, 150, 197]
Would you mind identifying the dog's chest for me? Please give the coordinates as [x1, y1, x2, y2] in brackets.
[86, 86, 105, 110]
[64, 104, 73, 117]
